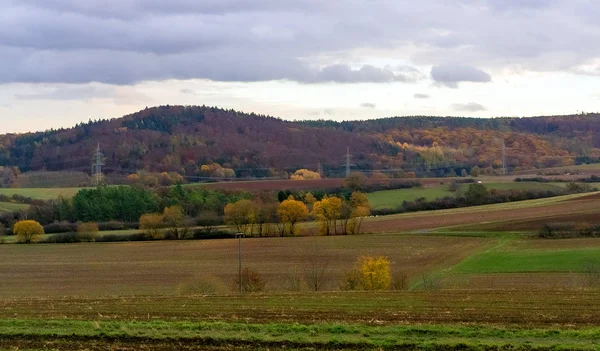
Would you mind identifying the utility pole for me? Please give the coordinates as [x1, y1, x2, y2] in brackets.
[92, 144, 104, 186]
[317, 161, 323, 178]
[345, 146, 351, 178]
[501, 141, 507, 175]
[235, 232, 244, 293]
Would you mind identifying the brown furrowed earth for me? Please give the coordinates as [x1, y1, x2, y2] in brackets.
[0, 235, 488, 297]
[1, 290, 600, 326]
[360, 194, 600, 233]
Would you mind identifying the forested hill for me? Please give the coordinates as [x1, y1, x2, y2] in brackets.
[1, 105, 599, 177]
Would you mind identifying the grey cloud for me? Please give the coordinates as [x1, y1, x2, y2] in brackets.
[360, 102, 376, 108]
[414, 93, 430, 99]
[302, 64, 420, 83]
[452, 102, 487, 112]
[431, 64, 492, 88]
[15, 85, 116, 100]
[323, 108, 335, 115]
[1, 0, 599, 85]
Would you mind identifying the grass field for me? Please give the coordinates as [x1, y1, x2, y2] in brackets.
[0, 202, 28, 213]
[0, 187, 82, 200]
[367, 181, 566, 210]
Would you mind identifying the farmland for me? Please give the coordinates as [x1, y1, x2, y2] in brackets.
[2, 183, 600, 349]
[0, 201, 28, 213]
[0, 235, 488, 297]
[0, 187, 81, 200]
[366, 181, 565, 210]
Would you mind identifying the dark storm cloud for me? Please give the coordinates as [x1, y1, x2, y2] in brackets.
[1, 0, 598, 85]
[431, 64, 492, 88]
[452, 102, 487, 112]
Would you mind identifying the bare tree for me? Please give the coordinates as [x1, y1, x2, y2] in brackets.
[300, 239, 330, 291]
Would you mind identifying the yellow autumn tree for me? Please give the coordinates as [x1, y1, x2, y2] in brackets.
[140, 213, 164, 239]
[349, 191, 371, 234]
[290, 169, 321, 180]
[13, 220, 44, 244]
[224, 199, 257, 234]
[312, 196, 343, 235]
[77, 222, 99, 242]
[277, 196, 309, 235]
[358, 255, 391, 290]
[163, 205, 185, 239]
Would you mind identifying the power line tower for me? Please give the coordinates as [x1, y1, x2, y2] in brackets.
[345, 146, 351, 178]
[92, 144, 105, 186]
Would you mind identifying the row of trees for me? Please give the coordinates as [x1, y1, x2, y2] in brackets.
[224, 192, 371, 236]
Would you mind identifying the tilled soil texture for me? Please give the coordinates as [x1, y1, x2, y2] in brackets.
[2, 290, 600, 326]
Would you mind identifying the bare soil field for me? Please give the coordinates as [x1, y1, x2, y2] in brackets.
[1, 290, 599, 326]
[0, 235, 488, 297]
[361, 194, 600, 233]
[202, 177, 447, 191]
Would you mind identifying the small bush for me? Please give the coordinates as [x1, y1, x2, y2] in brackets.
[583, 261, 600, 288]
[192, 229, 234, 240]
[78, 222, 99, 242]
[97, 221, 138, 231]
[96, 233, 150, 242]
[177, 274, 227, 295]
[140, 213, 164, 239]
[44, 221, 78, 234]
[391, 272, 409, 290]
[42, 232, 81, 244]
[232, 268, 265, 293]
[340, 269, 363, 291]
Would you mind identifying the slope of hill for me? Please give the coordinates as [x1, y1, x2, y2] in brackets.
[0, 106, 599, 177]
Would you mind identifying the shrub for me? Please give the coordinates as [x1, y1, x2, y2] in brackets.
[358, 256, 391, 290]
[391, 271, 409, 290]
[177, 274, 227, 295]
[340, 269, 363, 291]
[43, 221, 78, 234]
[139, 213, 164, 239]
[232, 268, 265, 293]
[97, 221, 138, 231]
[13, 220, 44, 243]
[583, 261, 600, 288]
[78, 222, 99, 242]
[42, 232, 81, 244]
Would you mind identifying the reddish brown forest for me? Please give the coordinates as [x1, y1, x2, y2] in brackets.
[1, 105, 599, 177]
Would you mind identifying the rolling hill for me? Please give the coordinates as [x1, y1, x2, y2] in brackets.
[1, 106, 599, 178]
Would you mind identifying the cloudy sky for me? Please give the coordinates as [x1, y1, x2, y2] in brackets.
[1, 0, 599, 133]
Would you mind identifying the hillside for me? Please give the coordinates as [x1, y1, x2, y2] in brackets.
[1, 106, 599, 178]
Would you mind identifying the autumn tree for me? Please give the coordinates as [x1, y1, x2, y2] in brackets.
[199, 163, 236, 179]
[77, 222, 99, 242]
[349, 192, 371, 234]
[358, 255, 391, 290]
[13, 220, 44, 244]
[277, 196, 309, 236]
[140, 213, 164, 239]
[470, 166, 481, 177]
[290, 169, 321, 180]
[344, 172, 367, 191]
[163, 205, 185, 239]
[312, 196, 343, 235]
[303, 192, 317, 210]
[224, 199, 257, 234]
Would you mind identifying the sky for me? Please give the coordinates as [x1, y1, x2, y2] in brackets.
[1, 0, 599, 133]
